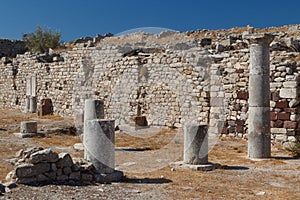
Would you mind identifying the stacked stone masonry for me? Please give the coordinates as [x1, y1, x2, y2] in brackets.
[6, 147, 120, 185]
[1, 25, 300, 143]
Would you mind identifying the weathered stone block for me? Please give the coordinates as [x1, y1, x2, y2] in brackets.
[71, 163, 81, 172]
[270, 112, 277, 120]
[37, 174, 50, 182]
[56, 175, 69, 182]
[235, 119, 245, 126]
[20, 121, 37, 133]
[130, 116, 148, 126]
[56, 153, 74, 168]
[63, 167, 72, 175]
[235, 69, 244, 73]
[284, 108, 297, 113]
[44, 171, 57, 180]
[277, 112, 290, 120]
[275, 134, 287, 142]
[273, 120, 283, 128]
[16, 163, 50, 178]
[276, 101, 288, 108]
[271, 92, 280, 101]
[81, 173, 93, 182]
[289, 99, 299, 108]
[283, 81, 297, 88]
[69, 172, 81, 181]
[56, 169, 63, 177]
[236, 125, 244, 133]
[279, 88, 297, 98]
[17, 177, 37, 184]
[271, 128, 287, 134]
[284, 121, 297, 129]
[51, 163, 57, 172]
[286, 130, 296, 136]
[237, 91, 248, 100]
[29, 149, 59, 164]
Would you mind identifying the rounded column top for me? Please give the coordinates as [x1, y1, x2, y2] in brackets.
[243, 33, 274, 44]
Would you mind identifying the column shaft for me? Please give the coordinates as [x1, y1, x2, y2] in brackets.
[184, 125, 208, 164]
[244, 33, 274, 158]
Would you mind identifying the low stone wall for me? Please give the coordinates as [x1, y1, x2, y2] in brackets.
[6, 147, 122, 185]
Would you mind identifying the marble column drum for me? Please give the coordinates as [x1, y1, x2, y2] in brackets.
[244, 33, 274, 158]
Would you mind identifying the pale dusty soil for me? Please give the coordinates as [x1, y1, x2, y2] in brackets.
[0, 109, 299, 200]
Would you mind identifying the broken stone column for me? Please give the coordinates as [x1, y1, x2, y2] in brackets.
[84, 99, 104, 121]
[84, 119, 115, 173]
[184, 125, 208, 164]
[83, 99, 104, 159]
[29, 96, 37, 113]
[25, 95, 30, 112]
[170, 124, 218, 171]
[82, 99, 123, 181]
[20, 121, 37, 134]
[244, 33, 274, 158]
[25, 75, 37, 113]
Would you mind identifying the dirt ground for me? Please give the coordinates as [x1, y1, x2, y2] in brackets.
[0, 109, 299, 200]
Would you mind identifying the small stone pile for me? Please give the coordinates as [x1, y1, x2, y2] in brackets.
[6, 147, 123, 186]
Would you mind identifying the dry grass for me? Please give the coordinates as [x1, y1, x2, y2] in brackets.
[38, 114, 66, 121]
[115, 128, 178, 150]
[28, 134, 81, 148]
[0, 165, 14, 182]
[0, 109, 33, 125]
[0, 109, 299, 199]
[256, 26, 289, 33]
[124, 138, 300, 200]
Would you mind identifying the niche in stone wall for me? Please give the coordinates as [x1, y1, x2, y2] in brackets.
[38, 98, 53, 116]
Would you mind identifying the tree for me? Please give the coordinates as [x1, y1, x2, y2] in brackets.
[22, 25, 61, 53]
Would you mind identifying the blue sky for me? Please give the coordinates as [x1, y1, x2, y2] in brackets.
[0, 0, 299, 42]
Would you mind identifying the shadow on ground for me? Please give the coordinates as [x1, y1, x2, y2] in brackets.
[271, 156, 299, 160]
[218, 165, 249, 170]
[123, 177, 172, 184]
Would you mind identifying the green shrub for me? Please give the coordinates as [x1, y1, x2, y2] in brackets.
[285, 142, 300, 157]
[22, 25, 61, 53]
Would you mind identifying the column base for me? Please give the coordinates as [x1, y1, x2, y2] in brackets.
[169, 161, 220, 171]
[94, 170, 124, 183]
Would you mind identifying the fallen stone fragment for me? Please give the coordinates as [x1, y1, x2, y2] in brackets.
[16, 163, 50, 178]
[56, 153, 74, 168]
[29, 149, 59, 164]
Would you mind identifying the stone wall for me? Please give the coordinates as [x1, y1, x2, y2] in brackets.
[0, 34, 213, 130]
[6, 147, 121, 185]
[217, 50, 300, 142]
[1, 27, 300, 143]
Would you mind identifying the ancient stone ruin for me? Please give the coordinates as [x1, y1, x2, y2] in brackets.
[0, 25, 299, 145]
[0, 25, 300, 146]
[170, 125, 220, 171]
[6, 147, 122, 185]
[0, 25, 300, 197]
